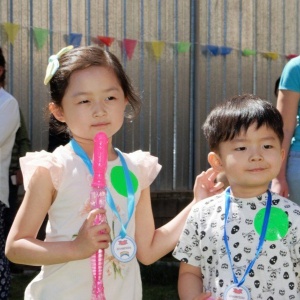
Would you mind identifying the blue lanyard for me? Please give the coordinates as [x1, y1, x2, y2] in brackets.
[70, 139, 135, 238]
[223, 187, 272, 286]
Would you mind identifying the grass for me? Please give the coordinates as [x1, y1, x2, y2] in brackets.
[9, 259, 179, 299]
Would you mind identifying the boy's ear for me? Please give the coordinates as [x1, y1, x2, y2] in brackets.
[49, 102, 65, 122]
[208, 152, 224, 172]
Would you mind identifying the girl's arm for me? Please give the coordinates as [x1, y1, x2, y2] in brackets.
[271, 89, 299, 197]
[5, 166, 110, 266]
[135, 169, 223, 265]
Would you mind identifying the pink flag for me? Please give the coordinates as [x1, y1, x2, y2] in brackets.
[123, 39, 137, 60]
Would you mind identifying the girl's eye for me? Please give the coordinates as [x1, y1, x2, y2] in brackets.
[79, 99, 89, 104]
[263, 145, 273, 149]
[105, 96, 116, 101]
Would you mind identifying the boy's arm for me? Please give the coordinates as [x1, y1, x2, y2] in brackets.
[178, 262, 212, 300]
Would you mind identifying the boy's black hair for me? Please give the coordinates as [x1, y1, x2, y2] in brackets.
[202, 94, 284, 152]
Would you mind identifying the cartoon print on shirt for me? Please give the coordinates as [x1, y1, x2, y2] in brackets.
[173, 192, 300, 299]
[242, 230, 256, 243]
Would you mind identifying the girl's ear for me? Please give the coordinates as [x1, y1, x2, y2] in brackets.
[208, 152, 224, 172]
[49, 102, 65, 122]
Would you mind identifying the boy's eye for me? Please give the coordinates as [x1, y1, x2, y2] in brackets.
[235, 147, 246, 151]
[263, 145, 273, 149]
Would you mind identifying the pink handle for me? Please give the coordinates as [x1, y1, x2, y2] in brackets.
[92, 132, 108, 188]
[90, 132, 108, 300]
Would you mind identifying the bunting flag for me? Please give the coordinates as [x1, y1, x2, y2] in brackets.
[219, 46, 232, 56]
[33, 27, 49, 50]
[177, 42, 191, 53]
[286, 54, 298, 60]
[123, 38, 137, 60]
[69, 33, 82, 48]
[3, 22, 20, 45]
[1, 21, 300, 62]
[97, 36, 115, 47]
[202, 44, 219, 56]
[262, 52, 279, 60]
[242, 49, 256, 56]
[151, 41, 165, 60]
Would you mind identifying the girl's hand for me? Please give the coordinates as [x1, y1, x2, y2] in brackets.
[193, 168, 224, 202]
[72, 208, 110, 260]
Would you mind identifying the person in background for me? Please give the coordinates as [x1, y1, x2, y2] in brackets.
[271, 57, 300, 204]
[0, 47, 20, 299]
[173, 94, 300, 299]
[274, 76, 280, 98]
[5, 109, 31, 273]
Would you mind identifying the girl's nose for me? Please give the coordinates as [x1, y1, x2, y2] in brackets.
[93, 101, 106, 117]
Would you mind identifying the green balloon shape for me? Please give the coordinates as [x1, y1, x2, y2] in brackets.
[254, 207, 289, 241]
[110, 166, 138, 197]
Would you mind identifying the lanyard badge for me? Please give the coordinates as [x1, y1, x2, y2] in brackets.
[223, 188, 272, 300]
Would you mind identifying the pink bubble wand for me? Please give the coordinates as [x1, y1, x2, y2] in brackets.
[90, 132, 108, 300]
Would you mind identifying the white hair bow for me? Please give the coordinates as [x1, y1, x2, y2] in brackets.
[44, 45, 74, 85]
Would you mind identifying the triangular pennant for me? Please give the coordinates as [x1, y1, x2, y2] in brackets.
[69, 33, 82, 48]
[3, 22, 20, 45]
[202, 44, 219, 56]
[219, 46, 232, 56]
[33, 27, 49, 50]
[151, 41, 165, 61]
[97, 36, 115, 47]
[123, 39, 137, 60]
[262, 52, 279, 60]
[177, 42, 191, 53]
[242, 49, 256, 56]
[286, 54, 298, 60]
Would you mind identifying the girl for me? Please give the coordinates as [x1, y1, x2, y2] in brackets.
[6, 45, 222, 300]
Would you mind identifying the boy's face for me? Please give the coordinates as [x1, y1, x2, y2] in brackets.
[209, 123, 284, 197]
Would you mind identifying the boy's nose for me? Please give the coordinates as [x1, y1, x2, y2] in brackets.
[249, 152, 263, 161]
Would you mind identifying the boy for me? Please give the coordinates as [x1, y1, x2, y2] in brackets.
[173, 94, 300, 300]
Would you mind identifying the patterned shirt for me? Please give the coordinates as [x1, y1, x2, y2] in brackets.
[173, 191, 300, 299]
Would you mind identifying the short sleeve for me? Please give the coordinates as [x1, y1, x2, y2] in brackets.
[279, 57, 300, 93]
[20, 150, 64, 191]
[127, 150, 162, 190]
[173, 205, 202, 266]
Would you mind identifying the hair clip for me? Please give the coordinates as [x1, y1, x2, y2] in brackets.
[44, 45, 74, 85]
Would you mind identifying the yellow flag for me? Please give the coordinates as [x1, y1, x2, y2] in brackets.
[3, 22, 20, 45]
[151, 41, 165, 61]
[262, 52, 279, 60]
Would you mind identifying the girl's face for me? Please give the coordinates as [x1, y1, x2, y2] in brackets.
[52, 66, 128, 145]
[210, 123, 285, 197]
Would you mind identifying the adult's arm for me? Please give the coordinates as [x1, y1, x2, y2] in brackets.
[271, 89, 299, 197]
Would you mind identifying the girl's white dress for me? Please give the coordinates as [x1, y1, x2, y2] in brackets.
[20, 144, 161, 300]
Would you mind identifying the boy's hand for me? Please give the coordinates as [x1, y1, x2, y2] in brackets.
[193, 293, 222, 300]
[193, 168, 224, 202]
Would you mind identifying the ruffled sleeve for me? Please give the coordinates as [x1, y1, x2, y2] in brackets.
[20, 150, 64, 191]
[127, 150, 162, 190]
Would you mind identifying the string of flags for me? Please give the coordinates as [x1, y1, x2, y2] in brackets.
[1, 22, 298, 61]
